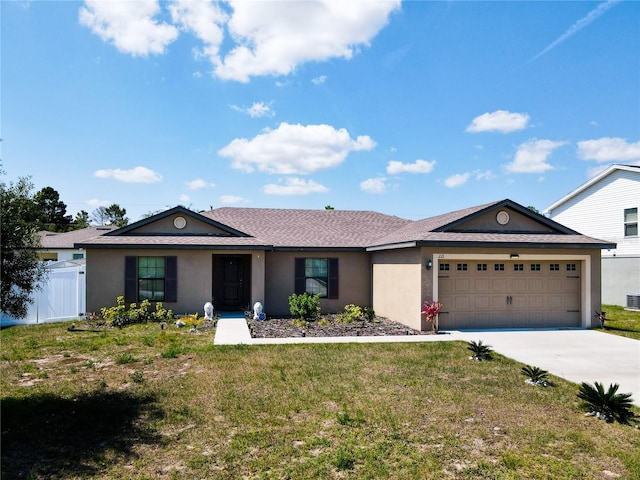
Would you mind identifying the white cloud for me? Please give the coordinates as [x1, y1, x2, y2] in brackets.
[219, 122, 376, 174]
[475, 170, 496, 181]
[231, 101, 274, 118]
[214, 0, 401, 82]
[360, 177, 387, 193]
[386, 159, 435, 175]
[81, 0, 400, 83]
[179, 194, 190, 202]
[169, 0, 227, 64]
[444, 173, 471, 188]
[186, 178, 215, 190]
[312, 75, 327, 85]
[94, 166, 163, 183]
[220, 194, 247, 203]
[87, 198, 111, 208]
[577, 137, 640, 162]
[79, 0, 179, 56]
[262, 177, 328, 195]
[466, 110, 530, 133]
[506, 139, 566, 173]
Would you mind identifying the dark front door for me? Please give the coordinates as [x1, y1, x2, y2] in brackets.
[213, 255, 250, 311]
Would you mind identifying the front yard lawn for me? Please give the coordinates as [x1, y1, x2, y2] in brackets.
[594, 304, 640, 340]
[1, 320, 638, 479]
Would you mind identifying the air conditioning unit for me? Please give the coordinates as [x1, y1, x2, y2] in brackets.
[627, 294, 640, 310]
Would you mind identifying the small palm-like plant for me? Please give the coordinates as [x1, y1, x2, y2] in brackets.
[521, 365, 550, 386]
[467, 340, 493, 361]
[577, 381, 636, 424]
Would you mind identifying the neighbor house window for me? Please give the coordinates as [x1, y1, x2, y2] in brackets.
[457, 263, 468, 271]
[513, 264, 524, 271]
[624, 208, 638, 236]
[494, 263, 505, 271]
[295, 258, 338, 299]
[530, 263, 541, 271]
[439, 263, 450, 271]
[566, 263, 576, 271]
[477, 263, 487, 271]
[72, 253, 84, 260]
[550, 264, 560, 271]
[125, 256, 177, 303]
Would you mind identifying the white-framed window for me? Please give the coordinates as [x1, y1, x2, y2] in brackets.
[624, 207, 638, 237]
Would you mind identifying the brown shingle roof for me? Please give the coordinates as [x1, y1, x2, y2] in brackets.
[39, 226, 116, 249]
[203, 208, 411, 248]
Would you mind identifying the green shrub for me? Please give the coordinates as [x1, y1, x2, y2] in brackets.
[100, 296, 174, 328]
[521, 365, 550, 386]
[288, 293, 321, 321]
[577, 381, 636, 424]
[337, 304, 363, 324]
[467, 340, 493, 361]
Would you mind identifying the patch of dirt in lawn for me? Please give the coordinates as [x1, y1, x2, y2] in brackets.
[248, 315, 434, 338]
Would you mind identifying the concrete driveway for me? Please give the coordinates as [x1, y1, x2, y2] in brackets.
[453, 329, 640, 406]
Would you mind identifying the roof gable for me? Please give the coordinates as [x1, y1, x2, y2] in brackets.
[107, 206, 250, 237]
[544, 164, 640, 214]
[367, 199, 608, 250]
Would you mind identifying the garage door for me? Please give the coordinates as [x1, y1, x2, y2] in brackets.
[437, 260, 581, 330]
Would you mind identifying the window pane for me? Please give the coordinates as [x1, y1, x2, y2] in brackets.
[624, 208, 638, 222]
[306, 278, 327, 297]
[625, 223, 638, 236]
[138, 257, 165, 300]
[139, 279, 164, 301]
[305, 258, 327, 277]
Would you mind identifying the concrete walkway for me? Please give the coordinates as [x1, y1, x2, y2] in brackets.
[213, 319, 640, 406]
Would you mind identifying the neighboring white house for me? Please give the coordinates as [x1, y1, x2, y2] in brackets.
[544, 164, 640, 308]
[38, 226, 115, 262]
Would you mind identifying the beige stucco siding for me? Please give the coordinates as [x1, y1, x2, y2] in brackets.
[371, 248, 423, 330]
[264, 251, 372, 316]
[85, 248, 265, 316]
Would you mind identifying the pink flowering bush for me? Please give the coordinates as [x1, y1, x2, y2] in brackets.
[421, 300, 443, 331]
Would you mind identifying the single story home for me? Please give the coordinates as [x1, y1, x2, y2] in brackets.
[77, 199, 614, 331]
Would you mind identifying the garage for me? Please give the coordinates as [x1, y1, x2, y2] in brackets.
[437, 259, 582, 330]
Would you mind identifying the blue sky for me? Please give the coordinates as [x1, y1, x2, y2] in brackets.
[2, 0, 639, 223]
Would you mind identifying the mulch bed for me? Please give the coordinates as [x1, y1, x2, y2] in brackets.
[247, 315, 434, 338]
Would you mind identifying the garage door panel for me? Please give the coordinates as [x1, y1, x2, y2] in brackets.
[438, 260, 581, 329]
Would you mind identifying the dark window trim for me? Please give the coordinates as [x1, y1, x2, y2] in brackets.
[295, 257, 339, 299]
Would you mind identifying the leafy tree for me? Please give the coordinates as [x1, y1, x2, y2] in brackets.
[73, 210, 90, 229]
[104, 204, 129, 227]
[324, 205, 335, 210]
[33, 186, 72, 232]
[527, 206, 540, 214]
[91, 204, 129, 227]
[0, 174, 48, 318]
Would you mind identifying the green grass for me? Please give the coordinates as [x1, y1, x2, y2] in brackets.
[594, 304, 640, 340]
[1, 320, 639, 479]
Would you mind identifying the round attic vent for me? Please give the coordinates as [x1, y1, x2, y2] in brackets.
[496, 210, 510, 225]
[173, 216, 187, 229]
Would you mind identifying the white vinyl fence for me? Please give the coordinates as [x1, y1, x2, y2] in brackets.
[1, 260, 86, 326]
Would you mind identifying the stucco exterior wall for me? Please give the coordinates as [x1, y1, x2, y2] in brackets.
[371, 248, 423, 330]
[264, 251, 372, 316]
[85, 248, 265, 316]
